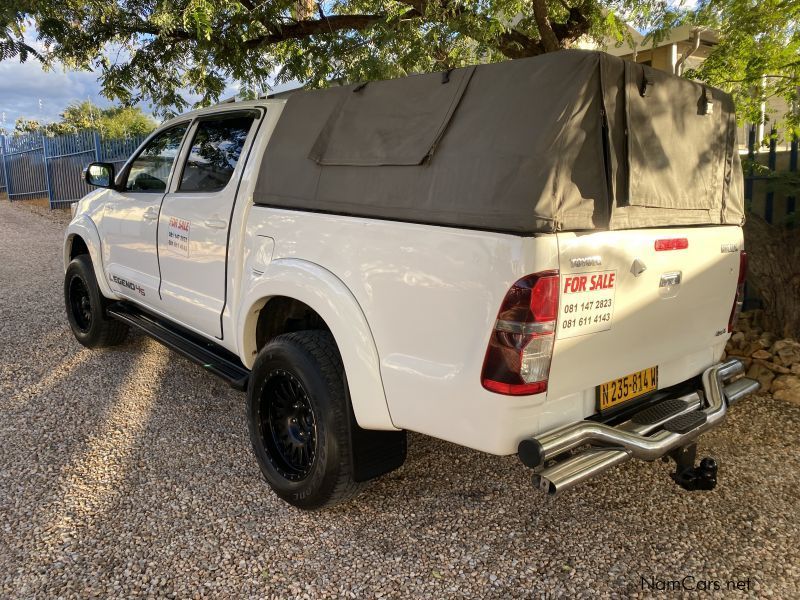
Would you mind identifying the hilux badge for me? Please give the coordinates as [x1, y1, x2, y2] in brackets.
[570, 256, 602, 268]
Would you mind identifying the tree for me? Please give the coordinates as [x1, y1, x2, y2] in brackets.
[687, 0, 799, 137]
[685, 0, 799, 339]
[0, 1, 663, 114]
[11, 101, 157, 138]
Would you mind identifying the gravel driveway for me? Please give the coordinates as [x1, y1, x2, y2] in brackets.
[1, 199, 798, 599]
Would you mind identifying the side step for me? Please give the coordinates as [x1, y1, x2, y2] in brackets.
[108, 303, 250, 391]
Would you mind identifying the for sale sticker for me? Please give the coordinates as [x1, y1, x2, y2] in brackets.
[558, 270, 617, 339]
[167, 217, 190, 257]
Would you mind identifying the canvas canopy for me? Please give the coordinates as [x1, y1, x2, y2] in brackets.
[254, 50, 744, 234]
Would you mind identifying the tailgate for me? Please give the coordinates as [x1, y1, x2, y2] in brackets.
[546, 226, 743, 404]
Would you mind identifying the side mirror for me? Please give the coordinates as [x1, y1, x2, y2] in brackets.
[84, 162, 116, 189]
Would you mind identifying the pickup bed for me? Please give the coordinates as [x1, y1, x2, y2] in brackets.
[64, 51, 758, 508]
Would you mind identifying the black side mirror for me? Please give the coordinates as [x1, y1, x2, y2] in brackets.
[84, 162, 116, 189]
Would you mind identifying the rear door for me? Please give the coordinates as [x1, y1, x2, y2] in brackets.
[547, 225, 743, 407]
[156, 110, 260, 338]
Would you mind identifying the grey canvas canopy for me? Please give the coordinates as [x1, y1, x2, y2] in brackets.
[253, 50, 744, 234]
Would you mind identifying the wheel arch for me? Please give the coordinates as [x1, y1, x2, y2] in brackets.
[239, 258, 396, 431]
[64, 217, 117, 300]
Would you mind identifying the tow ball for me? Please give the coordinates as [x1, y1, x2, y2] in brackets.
[665, 443, 718, 491]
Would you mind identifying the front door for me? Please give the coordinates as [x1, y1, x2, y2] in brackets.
[101, 123, 189, 305]
[157, 111, 259, 338]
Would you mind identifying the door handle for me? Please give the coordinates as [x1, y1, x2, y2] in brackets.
[204, 218, 228, 229]
[143, 208, 158, 221]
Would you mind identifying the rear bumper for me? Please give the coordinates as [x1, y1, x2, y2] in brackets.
[517, 359, 759, 495]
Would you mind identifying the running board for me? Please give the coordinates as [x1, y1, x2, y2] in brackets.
[107, 303, 250, 391]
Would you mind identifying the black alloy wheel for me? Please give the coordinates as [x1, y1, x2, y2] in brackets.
[68, 275, 93, 333]
[260, 369, 318, 481]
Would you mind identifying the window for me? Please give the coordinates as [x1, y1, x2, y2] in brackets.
[124, 124, 189, 193]
[178, 114, 256, 193]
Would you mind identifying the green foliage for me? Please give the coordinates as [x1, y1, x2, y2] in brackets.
[685, 0, 799, 137]
[0, 0, 666, 115]
[12, 101, 156, 137]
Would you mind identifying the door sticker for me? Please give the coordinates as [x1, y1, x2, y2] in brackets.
[558, 270, 617, 339]
[167, 217, 190, 257]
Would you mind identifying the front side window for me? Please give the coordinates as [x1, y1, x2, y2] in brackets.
[178, 114, 256, 193]
[124, 124, 188, 193]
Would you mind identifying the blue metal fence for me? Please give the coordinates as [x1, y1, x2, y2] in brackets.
[0, 130, 147, 208]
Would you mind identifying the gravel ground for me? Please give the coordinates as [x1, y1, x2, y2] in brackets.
[1, 199, 799, 599]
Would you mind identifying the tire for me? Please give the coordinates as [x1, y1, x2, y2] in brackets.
[64, 254, 129, 348]
[247, 331, 364, 509]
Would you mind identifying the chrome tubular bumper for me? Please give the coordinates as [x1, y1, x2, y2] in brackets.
[518, 359, 760, 495]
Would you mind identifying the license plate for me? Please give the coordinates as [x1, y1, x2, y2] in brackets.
[597, 366, 658, 411]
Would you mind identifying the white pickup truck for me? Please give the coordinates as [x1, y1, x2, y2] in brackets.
[64, 51, 758, 509]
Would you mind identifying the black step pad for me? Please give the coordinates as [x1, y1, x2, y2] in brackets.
[663, 411, 707, 434]
[632, 398, 689, 426]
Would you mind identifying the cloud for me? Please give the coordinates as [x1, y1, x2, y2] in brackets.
[0, 60, 112, 127]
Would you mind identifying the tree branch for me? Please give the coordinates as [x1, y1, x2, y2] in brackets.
[240, 13, 389, 48]
[532, 0, 560, 52]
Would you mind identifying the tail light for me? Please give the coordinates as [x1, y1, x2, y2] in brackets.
[481, 271, 559, 395]
[727, 250, 747, 332]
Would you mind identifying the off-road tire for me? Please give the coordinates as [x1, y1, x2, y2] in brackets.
[247, 331, 364, 509]
[64, 254, 128, 348]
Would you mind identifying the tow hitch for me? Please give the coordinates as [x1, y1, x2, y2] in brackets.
[667, 443, 718, 492]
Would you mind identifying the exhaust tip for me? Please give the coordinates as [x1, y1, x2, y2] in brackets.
[532, 474, 557, 496]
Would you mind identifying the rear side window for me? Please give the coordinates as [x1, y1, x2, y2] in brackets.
[178, 114, 256, 193]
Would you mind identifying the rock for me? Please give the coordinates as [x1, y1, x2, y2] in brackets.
[751, 349, 772, 360]
[774, 388, 800, 405]
[746, 363, 775, 390]
[771, 339, 800, 368]
[743, 341, 767, 357]
[771, 375, 799, 392]
[730, 331, 746, 348]
[771, 375, 800, 405]
[792, 364, 800, 376]
[759, 332, 777, 348]
[754, 359, 791, 375]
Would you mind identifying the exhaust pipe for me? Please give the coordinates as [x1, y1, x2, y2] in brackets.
[533, 448, 631, 495]
[519, 359, 751, 470]
[522, 359, 761, 495]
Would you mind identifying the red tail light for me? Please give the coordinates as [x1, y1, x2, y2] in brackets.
[481, 271, 559, 396]
[728, 250, 747, 332]
[655, 237, 689, 251]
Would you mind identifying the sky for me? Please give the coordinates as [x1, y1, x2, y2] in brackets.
[0, 28, 289, 131]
